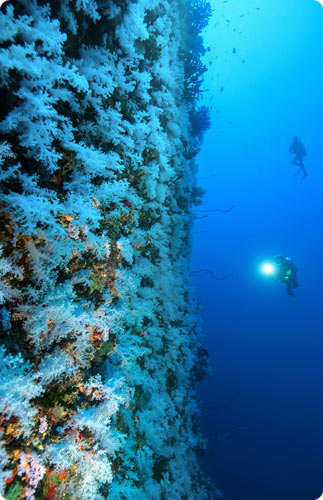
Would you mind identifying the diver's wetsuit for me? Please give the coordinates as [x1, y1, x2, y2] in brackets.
[289, 137, 307, 181]
[273, 256, 299, 297]
[289, 137, 306, 166]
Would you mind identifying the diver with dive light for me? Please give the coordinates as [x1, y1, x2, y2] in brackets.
[273, 255, 299, 297]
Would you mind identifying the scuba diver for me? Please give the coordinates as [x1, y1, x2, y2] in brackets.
[289, 136, 307, 181]
[273, 255, 299, 297]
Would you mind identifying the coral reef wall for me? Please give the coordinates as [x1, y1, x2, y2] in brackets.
[0, 0, 213, 498]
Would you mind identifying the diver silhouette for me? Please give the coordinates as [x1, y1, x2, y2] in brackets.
[273, 255, 299, 297]
[289, 136, 307, 181]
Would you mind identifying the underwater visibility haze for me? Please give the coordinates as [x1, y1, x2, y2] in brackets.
[192, 0, 323, 499]
[1, 0, 323, 499]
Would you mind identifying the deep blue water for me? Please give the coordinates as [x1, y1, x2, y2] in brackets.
[191, 1, 323, 498]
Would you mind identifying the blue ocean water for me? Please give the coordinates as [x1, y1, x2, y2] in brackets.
[192, 0, 323, 498]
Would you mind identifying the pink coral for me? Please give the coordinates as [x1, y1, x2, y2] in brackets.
[18, 451, 46, 498]
[39, 416, 48, 434]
